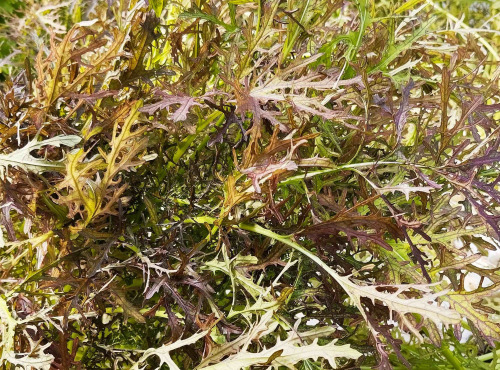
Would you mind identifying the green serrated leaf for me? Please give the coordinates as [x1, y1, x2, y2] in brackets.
[179, 9, 237, 32]
[371, 17, 434, 72]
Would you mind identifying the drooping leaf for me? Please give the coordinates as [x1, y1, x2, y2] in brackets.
[200, 337, 361, 370]
[0, 135, 81, 179]
[199, 311, 360, 370]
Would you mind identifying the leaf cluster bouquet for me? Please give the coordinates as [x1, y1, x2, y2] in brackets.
[0, 0, 499, 369]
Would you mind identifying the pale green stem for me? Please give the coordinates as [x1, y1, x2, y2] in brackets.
[477, 349, 500, 362]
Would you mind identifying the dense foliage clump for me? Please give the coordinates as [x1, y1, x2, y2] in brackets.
[0, 0, 499, 369]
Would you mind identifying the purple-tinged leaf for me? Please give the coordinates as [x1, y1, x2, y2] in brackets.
[242, 159, 298, 194]
[394, 79, 415, 145]
[205, 99, 247, 147]
[140, 90, 202, 122]
[300, 214, 403, 251]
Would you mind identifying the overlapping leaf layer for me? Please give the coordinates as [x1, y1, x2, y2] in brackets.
[0, 0, 499, 369]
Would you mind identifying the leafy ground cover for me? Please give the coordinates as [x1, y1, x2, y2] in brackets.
[0, 0, 499, 369]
